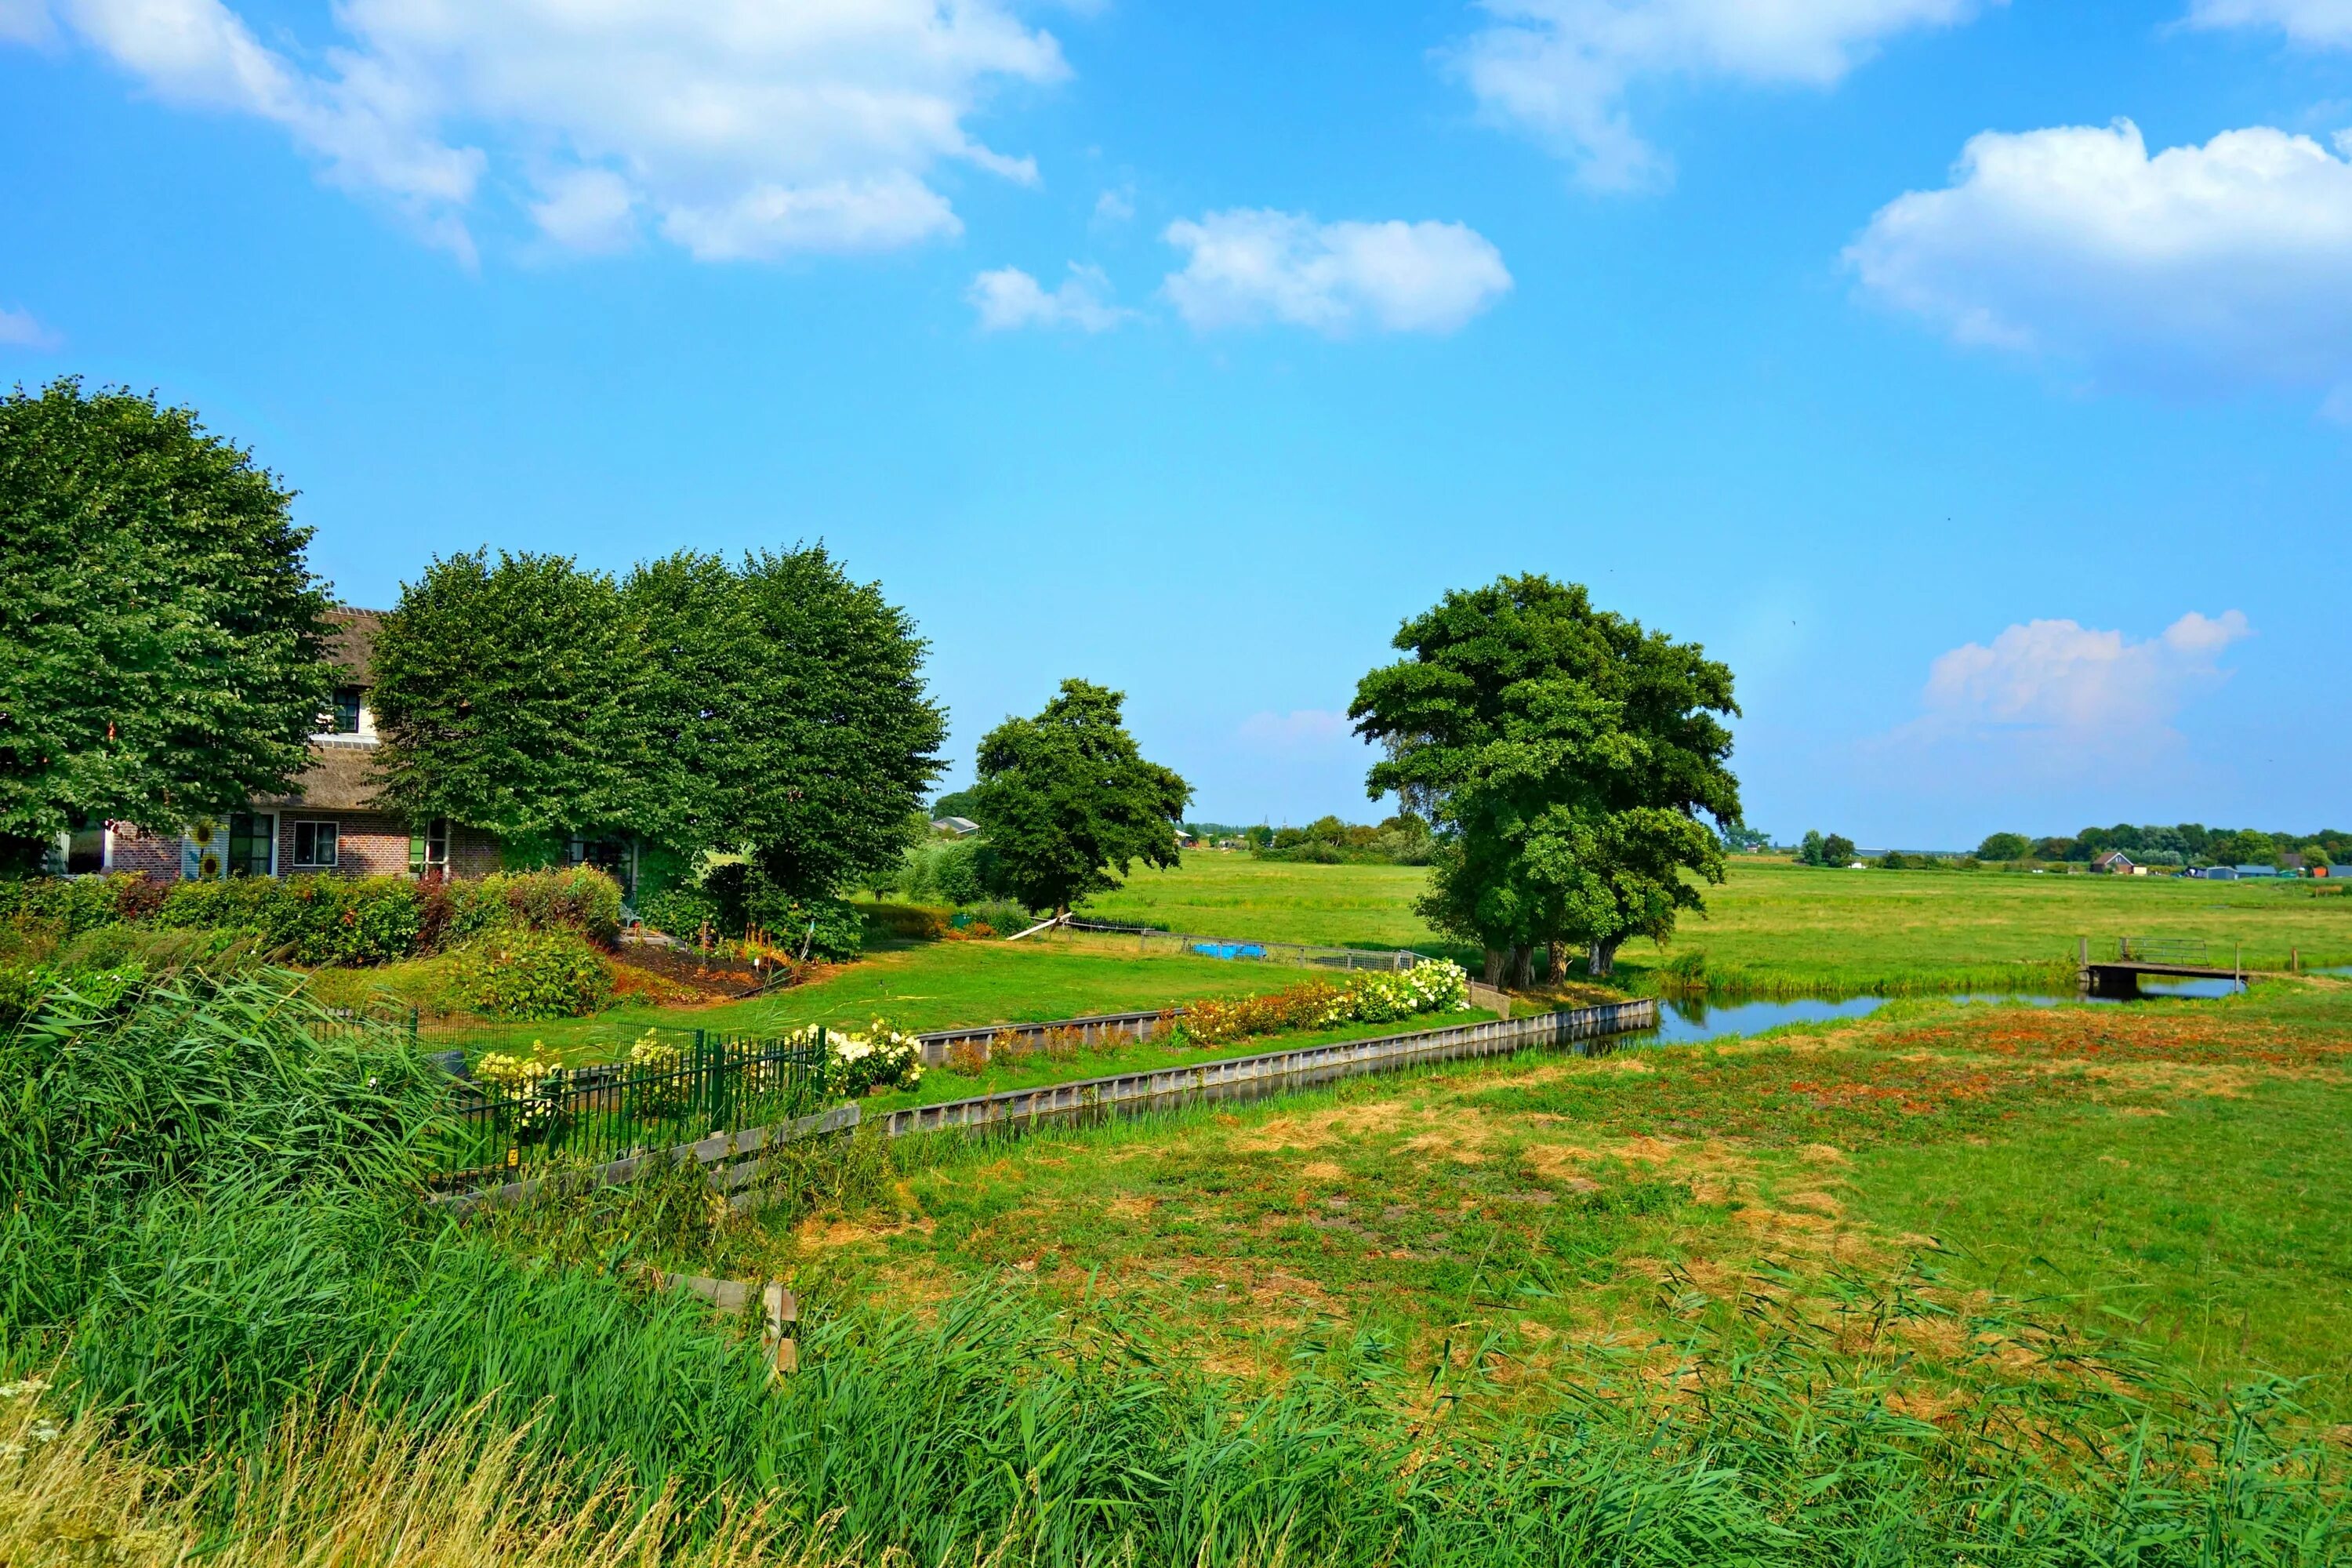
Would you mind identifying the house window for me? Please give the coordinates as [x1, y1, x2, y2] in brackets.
[408, 819, 449, 878]
[65, 824, 107, 875]
[566, 834, 637, 899]
[327, 687, 365, 735]
[227, 812, 275, 877]
[291, 819, 339, 870]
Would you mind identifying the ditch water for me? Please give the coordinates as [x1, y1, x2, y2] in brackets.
[1629, 977, 2247, 1047]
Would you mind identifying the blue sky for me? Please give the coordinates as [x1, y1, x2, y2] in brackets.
[5, 0, 2350, 847]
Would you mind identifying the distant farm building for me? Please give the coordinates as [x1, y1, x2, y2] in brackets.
[931, 816, 982, 838]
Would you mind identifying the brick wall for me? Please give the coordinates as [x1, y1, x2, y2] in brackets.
[450, 826, 501, 879]
[106, 822, 181, 880]
[277, 810, 412, 878]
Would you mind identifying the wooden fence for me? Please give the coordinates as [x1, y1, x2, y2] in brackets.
[430, 999, 1657, 1210]
[880, 999, 1656, 1138]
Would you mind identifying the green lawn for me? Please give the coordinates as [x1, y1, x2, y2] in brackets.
[1071, 851, 2352, 993]
[402, 938, 1323, 1062]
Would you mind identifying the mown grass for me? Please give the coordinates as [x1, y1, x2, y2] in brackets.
[1076, 851, 2352, 993]
[385, 939, 1323, 1063]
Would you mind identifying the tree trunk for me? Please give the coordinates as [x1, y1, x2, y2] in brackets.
[1505, 944, 1534, 989]
[1542, 942, 1563, 984]
[1483, 948, 1505, 986]
[1587, 938, 1622, 978]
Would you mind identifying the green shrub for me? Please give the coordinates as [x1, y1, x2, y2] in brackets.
[444, 868, 623, 949]
[449, 929, 612, 1019]
[637, 884, 724, 944]
[151, 875, 424, 965]
[0, 872, 150, 935]
[700, 864, 865, 960]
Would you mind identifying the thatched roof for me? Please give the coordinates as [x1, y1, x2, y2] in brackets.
[326, 608, 384, 683]
[254, 739, 384, 812]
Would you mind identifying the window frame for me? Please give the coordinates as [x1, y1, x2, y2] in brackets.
[290, 818, 340, 871]
[226, 811, 277, 878]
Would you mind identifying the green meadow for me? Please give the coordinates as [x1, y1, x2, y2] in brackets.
[1079, 851, 2352, 993]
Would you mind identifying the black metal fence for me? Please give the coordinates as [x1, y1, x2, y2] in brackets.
[434, 1028, 828, 1190]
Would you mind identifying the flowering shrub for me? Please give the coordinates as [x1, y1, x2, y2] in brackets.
[1178, 960, 1471, 1046]
[787, 1019, 924, 1098]
[1321, 960, 1471, 1025]
[452, 930, 613, 1019]
[474, 1042, 563, 1138]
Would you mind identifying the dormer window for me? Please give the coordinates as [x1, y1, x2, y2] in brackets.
[328, 686, 365, 735]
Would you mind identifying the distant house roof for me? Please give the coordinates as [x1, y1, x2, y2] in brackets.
[2092, 850, 2134, 869]
[325, 607, 383, 683]
[2234, 864, 2279, 877]
[932, 816, 981, 837]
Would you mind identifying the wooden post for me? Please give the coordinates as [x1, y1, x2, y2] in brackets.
[763, 1282, 799, 1377]
[2292, 946, 2299, 974]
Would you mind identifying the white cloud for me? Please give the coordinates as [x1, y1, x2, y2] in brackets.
[0, 305, 62, 349]
[1918, 611, 2251, 736]
[1454, 0, 1988, 190]
[1236, 710, 1357, 750]
[2187, 0, 2352, 45]
[1161, 210, 1512, 336]
[528, 166, 635, 253]
[1094, 183, 1135, 223]
[10, 0, 1065, 260]
[968, 263, 1130, 332]
[1849, 120, 2352, 401]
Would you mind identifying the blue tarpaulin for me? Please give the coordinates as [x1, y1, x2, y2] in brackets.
[1192, 942, 1268, 960]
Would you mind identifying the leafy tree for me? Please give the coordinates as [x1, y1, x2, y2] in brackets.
[1975, 832, 2031, 862]
[1821, 833, 1858, 865]
[625, 546, 945, 901]
[1351, 575, 1740, 983]
[1798, 829, 1828, 867]
[369, 550, 648, 855]
[0, 379, 333, 869]
[931, 786, 983, 822]
[2031, 836, 2079, 862]
[969, 679, 1190, 916]
[1718, 823, 1772, 854]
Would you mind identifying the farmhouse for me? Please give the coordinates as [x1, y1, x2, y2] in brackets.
[2090, 850, 2140, 875]
[931, 816, 982, 838]
[90, 609, 645, 893]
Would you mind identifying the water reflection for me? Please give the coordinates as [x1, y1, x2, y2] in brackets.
[1633, 977, 2243, 1047]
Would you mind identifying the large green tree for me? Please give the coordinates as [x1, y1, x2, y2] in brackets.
[1351, 576, 1740, 984]
[0, 379, 333, 869]
[625, 546, 946, 899]
[968, 679, 1191, 917]
[368, 550, 649, 854]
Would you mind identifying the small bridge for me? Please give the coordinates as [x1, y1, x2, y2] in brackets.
[2078, 937, 2246, 997]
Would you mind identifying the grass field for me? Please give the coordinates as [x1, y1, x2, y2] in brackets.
[1077, 851, 2352, 993]
[748, 977, 2352, 1415]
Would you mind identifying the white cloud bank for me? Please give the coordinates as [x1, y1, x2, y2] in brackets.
[1918, 611, 2252, 737]
[2187, 0, 2352, 45]
[0, 306, 61, 348]
[1454, 0, 1987, 189]
[9, 0, 1065, 261]
[1849, 120, 2352, 402]
[1162, 210, 1512, 336]
[968, 264, 1129, 332]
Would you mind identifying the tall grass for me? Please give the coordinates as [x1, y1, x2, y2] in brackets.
[2, 974, 2346, 1566]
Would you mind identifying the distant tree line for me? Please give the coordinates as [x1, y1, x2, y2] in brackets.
[1973, 824, 2349, 869]
[1253, 814, 1435, 865]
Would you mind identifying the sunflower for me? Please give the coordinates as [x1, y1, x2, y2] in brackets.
[198, 853, 222, 878]
[188, 821, 217, 848]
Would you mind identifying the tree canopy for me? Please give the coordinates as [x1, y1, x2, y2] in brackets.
[625, 546, 946, 900]
[1350, 575, 1740, 983]
[369, 550, 648, 855]
[968, 679, 1191, 916]
[0, 379, 332, 867]
[372, 543, 942, 899]
[1975, 831, 2031, 862]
